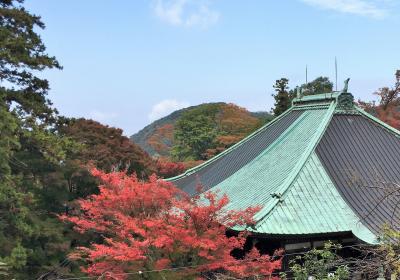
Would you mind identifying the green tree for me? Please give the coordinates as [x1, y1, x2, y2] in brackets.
[0, 0, 73, 277]
[272, 78, 292, 116]
[302, 76, 334, 95]
[281, 242, 350, 280]
[172, 104, 219, 161]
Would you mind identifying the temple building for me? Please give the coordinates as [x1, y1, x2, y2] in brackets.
[168, 79, 400, 253]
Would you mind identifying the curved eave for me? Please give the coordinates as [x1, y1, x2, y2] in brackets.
[251, 152, 377, 245]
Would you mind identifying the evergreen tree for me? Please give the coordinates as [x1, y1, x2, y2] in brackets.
[302, 76, 333, 95]
[272, 78, 292, 116]
[0, 0, 73, 277]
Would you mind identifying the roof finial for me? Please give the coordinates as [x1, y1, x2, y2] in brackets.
[296, 86, 302, 99]
[342, 78, 350, 93]
[335, 56, 338, 91]
[305, 65, 308, 84]
[338, 78, 354, 109]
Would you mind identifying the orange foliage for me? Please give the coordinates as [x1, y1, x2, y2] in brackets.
[146, 123, 174, 156]
[61, 169, 282, 279]
[375, 104, 400, 129]
[375, 71, 400, 129]
[358, 71, 400, 130]
[219, 104, 260, 135]
[206, 104, 261, 158]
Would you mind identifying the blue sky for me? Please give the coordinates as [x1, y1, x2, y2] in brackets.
[25, 0, 400, 135]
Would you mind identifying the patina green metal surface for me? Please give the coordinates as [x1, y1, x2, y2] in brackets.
[254, 152, 376, 244]
[166, 85, 398, 244]
[209, 103, 334, 216]
[166, 107, 296, 181]
[292, 92, 340, 104]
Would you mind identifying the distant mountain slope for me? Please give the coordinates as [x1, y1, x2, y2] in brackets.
[131, 103, 272, 158]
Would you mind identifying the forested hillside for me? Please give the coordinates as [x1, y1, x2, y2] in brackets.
[131, 102, 272, 159]
[1, 0, 399, 278]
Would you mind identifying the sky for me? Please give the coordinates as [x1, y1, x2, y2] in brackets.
[25, 0, 400, 136]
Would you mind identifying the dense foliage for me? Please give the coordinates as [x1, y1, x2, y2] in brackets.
[379, 227, 400, 276]
[1, 1, 399, 279]
[172, 103, 264, 161]
[271, 76, 334, 116]
[0, 1, 156, 278]
[61, 169, 282, 280]
[131, 102, 271, 160]
[358, 70, 400, 130]
[301, 76, 333, 95]
[281, 242, 349, 280]
[172, 103, 220, 160]
[272, 78, 292, 116]
[60, 118, 155, 175]
[155, 158, 186, 178]
[0, 0, 69, 277]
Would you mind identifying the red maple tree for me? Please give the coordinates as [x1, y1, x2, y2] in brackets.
[61, 169, 282, 279]
[155, 158, 186, 178]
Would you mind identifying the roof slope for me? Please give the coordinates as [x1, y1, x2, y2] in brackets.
[167, 86, 400, 243]
[210, 104, 334, 216]
[316, 113, 400, 234]
[170, 110, 303, 195]
[255, 152, 376, 243]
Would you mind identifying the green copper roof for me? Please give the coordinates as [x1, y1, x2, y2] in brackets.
[212, 104, 333, 213]
[254, 152, 376, 244]
[169, 82, 400, 243]
[207, 102, 372, 237]
[292, 92, 341, 104]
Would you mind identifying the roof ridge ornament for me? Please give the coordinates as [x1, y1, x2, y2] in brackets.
[337, 78, 354, 110]
[342, 78, 350, 93]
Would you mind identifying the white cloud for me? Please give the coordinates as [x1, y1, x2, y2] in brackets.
[148, 99, 190, 121]
[153, 0, 219, 28]
[89, 110, 118, 123]
[300, 0, 388, 18]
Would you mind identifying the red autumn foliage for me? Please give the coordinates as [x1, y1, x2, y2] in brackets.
[60, 169, 282, 279]
[374, 103, 400, 130]
[60, 118, 156, 176]
[155, 158, 186, 178]
[358, 70, 400, 130]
